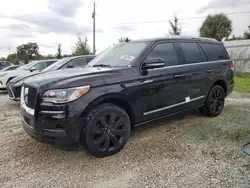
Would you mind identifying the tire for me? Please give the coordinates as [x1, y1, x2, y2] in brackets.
[83, 103, 131, 158]
[199, 85, 225, 117]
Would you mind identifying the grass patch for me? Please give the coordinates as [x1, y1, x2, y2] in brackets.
[234, 72, 250, 92]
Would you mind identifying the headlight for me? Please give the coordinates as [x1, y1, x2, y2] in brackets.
[42, 85, 90, 104]
[0, 73, 7, 77]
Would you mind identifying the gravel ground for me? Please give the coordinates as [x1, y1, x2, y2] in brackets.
[0, 91, 250, 188]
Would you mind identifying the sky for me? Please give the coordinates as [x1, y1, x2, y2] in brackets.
[0, 0, 249, 57]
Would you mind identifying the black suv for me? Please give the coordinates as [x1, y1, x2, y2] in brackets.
[20, 37, 234, 157]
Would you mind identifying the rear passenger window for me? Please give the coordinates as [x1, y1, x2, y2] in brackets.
[147, 43, 178, 66]
[201, 43, 229, 61]
[180, 43, 205, 64]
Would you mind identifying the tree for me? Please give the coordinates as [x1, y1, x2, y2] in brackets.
[17, 42, 39, 64]
[73, 36, 91, 56]
[6, 53, 19, 64]
[56, 44, 62, 59]
[0, 57, 6, 61]
[38, 54, 55, 60]
[169, 14, 181, 35]
[243, 26, 250, 39]
[199, 13, 232, 41]
[118, 37, 131, 43]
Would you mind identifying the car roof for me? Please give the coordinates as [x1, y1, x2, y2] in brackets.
[131, 36, 221, 44]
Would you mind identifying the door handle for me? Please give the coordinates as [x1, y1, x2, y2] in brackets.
[174, 74, 185, 79]
[206, 69, 213, 73]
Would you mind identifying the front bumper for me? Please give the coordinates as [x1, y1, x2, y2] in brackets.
[7, 82, 21, 100]
[20, 95, 83, 149]
[0, 77, 8, 89]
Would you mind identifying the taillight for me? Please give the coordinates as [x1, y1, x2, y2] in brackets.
[229, 63, 235, 71]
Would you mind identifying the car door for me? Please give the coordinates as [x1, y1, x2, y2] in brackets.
[139, 41, 188, 121]
[177, 41, 211, 108]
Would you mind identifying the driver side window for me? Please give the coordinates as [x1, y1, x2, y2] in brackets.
[65, 58, 87, 68]
[147, 43, 179, 66]
[31, 61, 47, 70]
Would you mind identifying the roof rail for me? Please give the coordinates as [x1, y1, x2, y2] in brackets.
[168, 35, 218, 42]
[197, 37, 218, 42]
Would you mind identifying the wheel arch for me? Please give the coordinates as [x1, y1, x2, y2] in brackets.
[211, 79, 227, 95]
[82, 93, 137, 126]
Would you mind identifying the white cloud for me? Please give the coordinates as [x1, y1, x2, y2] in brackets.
[0, 0, 249, 57]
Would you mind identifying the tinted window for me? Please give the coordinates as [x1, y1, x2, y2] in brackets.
[31, 61, 47, 70]
[65, 58, 87, 68]
[147, 43, 178, 66]
[180, 43, 205, 64]
[201, 43, 230, 61]
[86, 57, 94, 63]
[46, 61, 56, 66]
[7, 67, 18, 71]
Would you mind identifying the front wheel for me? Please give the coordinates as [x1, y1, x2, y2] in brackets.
[199, 85, 225, 117]
[83, 103, 131, 158]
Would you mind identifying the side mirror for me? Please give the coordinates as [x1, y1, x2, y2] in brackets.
[142, 57, 165, 70]
[30, 67, 37, 72]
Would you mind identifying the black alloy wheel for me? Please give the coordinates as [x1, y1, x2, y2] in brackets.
[83, 103, 130, 158]
[210, 87, 224, 114]
[200, 85, 225, 117]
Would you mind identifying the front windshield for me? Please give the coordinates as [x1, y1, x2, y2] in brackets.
[42, 58, 70, 72]
[17, 61, 38, 70]
[88, 42, 148, 67]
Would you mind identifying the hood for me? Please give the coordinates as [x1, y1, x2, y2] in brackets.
[24, 67, 128, 90]
[10, 71, 41, 84]
[1, 69, 32, 78]
[0, 70, 13, 76]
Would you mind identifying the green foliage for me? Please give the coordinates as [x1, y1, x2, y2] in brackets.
[234, 73, 250, 92]
[118, 37, 131, 43]
[226, 26, 250, 41]
[199, 13, 232, 41]
[6, 53, 19, 64]
[38, 54, 55, 60]
[56, 44, 62, 59]
[243, 26, 250, 39]
[226, 35, 245, 41]
[73, 36, 91, 56]
[17, 42, 39, 64]
[169, 14, 181, 35]
[0, 57, 6, 61]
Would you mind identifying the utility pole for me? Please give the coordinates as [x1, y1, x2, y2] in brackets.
[92, 1, 96, 55]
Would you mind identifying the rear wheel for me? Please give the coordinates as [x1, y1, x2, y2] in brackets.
[83, 103, 131, 158]
[199, 85, 225, 117]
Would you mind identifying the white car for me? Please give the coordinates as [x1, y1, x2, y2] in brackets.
[0, 59, 58, 90]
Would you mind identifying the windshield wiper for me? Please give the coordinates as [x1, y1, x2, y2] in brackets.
[92, 64, 111, 67]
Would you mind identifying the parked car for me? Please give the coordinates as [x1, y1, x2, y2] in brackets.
[20, 37, 234, 158]
[0, 61, 11, 70]
[0, 65, 20, 72]
[0, 59, 58, 90]
[7, 55, 95, 100]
